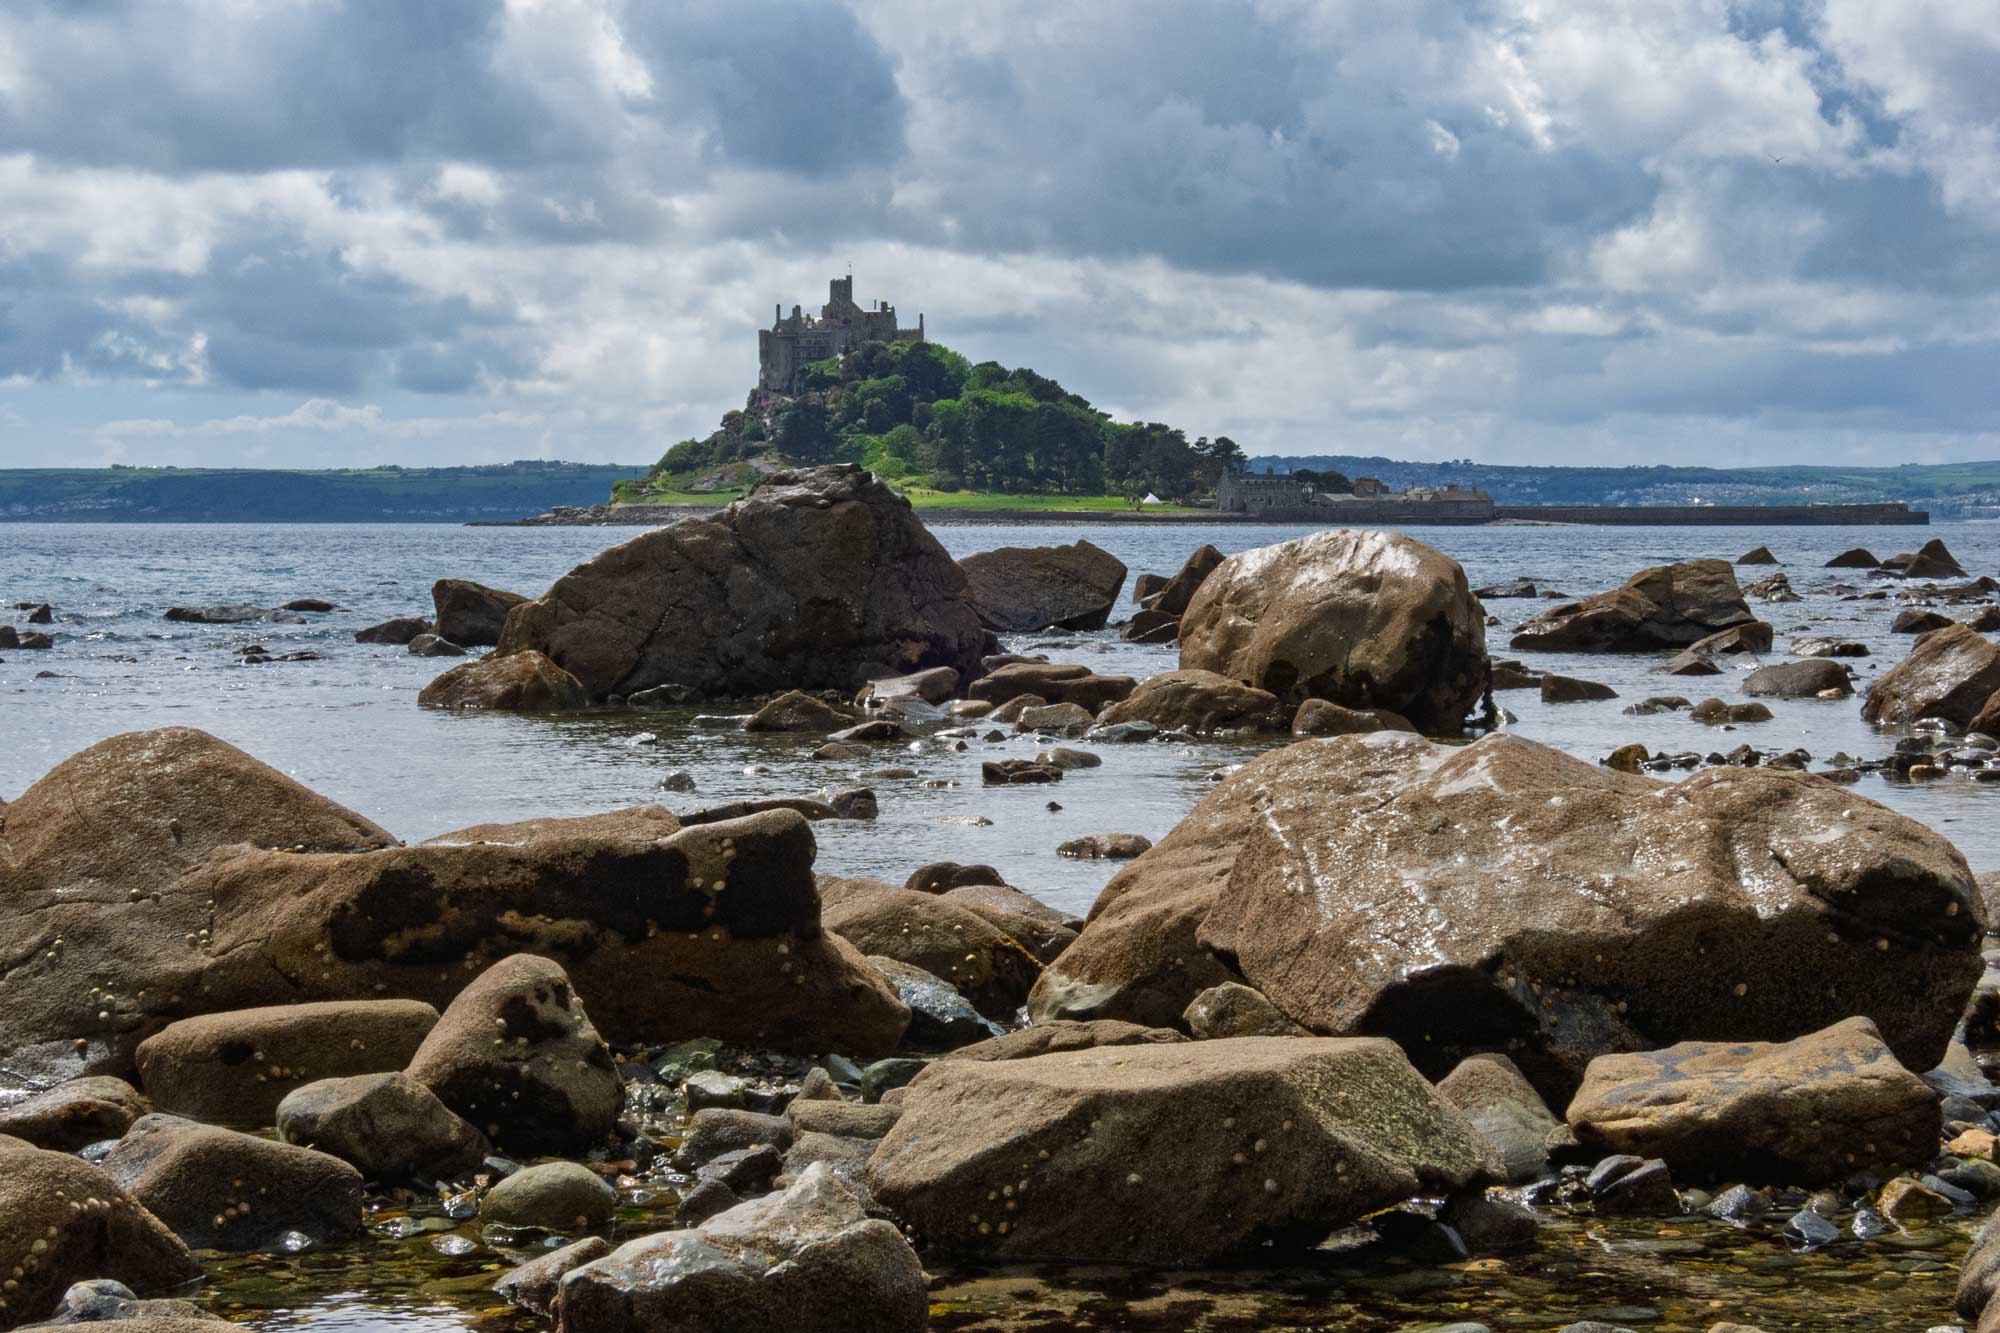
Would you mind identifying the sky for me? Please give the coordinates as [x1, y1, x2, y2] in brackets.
[1, 0, 1998, 471]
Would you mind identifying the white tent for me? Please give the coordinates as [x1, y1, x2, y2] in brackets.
[1141, 492, 1163, 505]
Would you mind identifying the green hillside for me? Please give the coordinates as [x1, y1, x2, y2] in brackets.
[620, 339, 1240, 506]
[0, 461, 647, 522]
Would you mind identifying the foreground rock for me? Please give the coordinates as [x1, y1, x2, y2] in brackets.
[418, 650, 589, 711]
[1178, 530, 1489, 732]
[1033, 732, 1982, 1099]
[959, 539, 1127, 632]
[1437, 1053, 1560, 1184]
[868, 1037, 1498, 1264]
[1510, 560, 1756, 652]
[0, 738, 908, 1081]
[495, 465, 990, 700]
[133, 999, 438, 1127]
[100, 1115, 363, 1251]
[1094, 669, 1281, 733]
[1863, 624, 2000, 728]
[556, 1164, 928, 1333]
[405, 954, 621, 1156]
[820, 882, 1041, 1021]
[0, 1076, 149, 1152]
[1566, 1017, 1938, 1185]
[431, 579, 528, 647]
[277, 1072, 489, 1181]
[0, 1136, 201, 1331]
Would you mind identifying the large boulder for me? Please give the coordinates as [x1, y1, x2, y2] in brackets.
[1510, 560, 1756, 653]
[277, 1071, 489, 1181]
[1862, 624, 2000, 727]
[555, 1163, 928, 1333]
[1565, 1017, 1939, 1185]
[1094, 669, 1282, 733]
[0, 742, 908, 1079]
[959, 539, 1127, 632]
[0, 1137, 201, 1332]
[495, 465, 989, 700]
[100, 1115, 363, 1251]
[431, 579, 528, 647]
[0, 728, 395, 1082]
[404, 955, 623, 1156]
[132, 999, 439, 1128]
[417, 650, 589, 711]
[1039, 732, 1982, 1102]
[1177, 529, 1488, 732]
[1147, 544, 1224, 617]
[866, 1037, 1498, 1264]
[820, 881, 1041, 1022]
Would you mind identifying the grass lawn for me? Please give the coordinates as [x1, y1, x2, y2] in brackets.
[614, 481, 1212, 514]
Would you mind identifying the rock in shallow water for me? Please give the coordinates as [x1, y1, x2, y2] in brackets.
[1510, 560, 1756, 653]
[277, 1071, 489, 1181]
[100, 1114, 363, 1252]
[0, 1135, 201, 1329]
[0, 1076, 150, 1152]
[867, 1035, 1498, 1265]
[556, 1163, 928, 1333]
[959, 539, 1127, 633]
[496, 465, 990, 701]
[1177, 529, 1489, 732]
[1565, 1017, 1940, 1186]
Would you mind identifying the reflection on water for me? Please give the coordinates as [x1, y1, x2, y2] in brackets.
[4, 517, 1997, 1327]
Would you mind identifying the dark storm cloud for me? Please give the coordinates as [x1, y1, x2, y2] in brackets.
[617, 0, 907, 177]
[0, 0, 578, 172]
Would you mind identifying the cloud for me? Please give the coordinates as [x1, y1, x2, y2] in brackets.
[0, 0, 1997, 469]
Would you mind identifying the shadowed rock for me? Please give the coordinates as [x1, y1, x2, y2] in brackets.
[431, 579, 527, 647]
[1511, 560, 1755, 653]
[496, 465, 989, 701]
[960, 539, 1127, 632]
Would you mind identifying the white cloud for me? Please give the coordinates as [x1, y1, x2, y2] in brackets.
[0, 0, 1996, 468]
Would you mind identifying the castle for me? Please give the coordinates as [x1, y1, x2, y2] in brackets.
[1216, 469, 1496, 523]
[757, 275, 924, 394]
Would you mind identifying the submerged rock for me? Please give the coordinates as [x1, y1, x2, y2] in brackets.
[1566, 1018, 1939, 1185]
[959, 539, 1127, 632]
[354, 616, 432, 645]
[1177, 529, 1488, 732]
[1510, 560, 1755, 653]
[496, 465, 989, 700]
[556, 1163, 928, 1333]
[867, 1036, 1499, 1264]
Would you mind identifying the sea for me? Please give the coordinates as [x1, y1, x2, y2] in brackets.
[2, 516, 1993, 1331]
[4, 520, 1996, 916]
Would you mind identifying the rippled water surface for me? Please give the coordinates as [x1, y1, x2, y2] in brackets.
[4, 517, 1998, 1330]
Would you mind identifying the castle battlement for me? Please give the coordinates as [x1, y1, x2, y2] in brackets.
[758, 275, 925, 394]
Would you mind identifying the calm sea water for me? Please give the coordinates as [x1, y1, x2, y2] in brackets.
[2, 517, 1994, 1331]
[5, 519, 2000, 922]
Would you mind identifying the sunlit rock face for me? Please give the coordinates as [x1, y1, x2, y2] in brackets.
[1035, 732, 1982, 1102]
